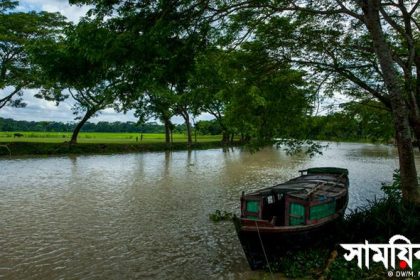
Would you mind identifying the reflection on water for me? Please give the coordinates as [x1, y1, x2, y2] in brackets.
[0, 142, 415, 279]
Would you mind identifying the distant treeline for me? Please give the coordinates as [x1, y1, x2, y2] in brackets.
[0, 118, 223, 135]
[0, 118, 167, 133]
[304, 115, 393, 143]
[0, 103, 394, 141]
[303, 101, 394, 143]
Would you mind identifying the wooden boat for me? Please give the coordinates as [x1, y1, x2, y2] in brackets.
[233, 167, 349, 270]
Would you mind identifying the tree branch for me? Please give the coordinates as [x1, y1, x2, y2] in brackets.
[0, 86, 22, 109]
[409, 0, 420, 15]
[290, 58, 391, 108]
[333, 0, 365, 20]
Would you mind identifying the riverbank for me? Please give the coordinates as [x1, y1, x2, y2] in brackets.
[0, 141, 241, 157]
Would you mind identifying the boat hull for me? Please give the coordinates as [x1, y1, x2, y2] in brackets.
[233, 215, 343, 270]
[234, 167, 349, 270]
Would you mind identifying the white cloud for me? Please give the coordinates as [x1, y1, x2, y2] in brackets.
[0, 89, 139, 123]
[0, 87, 216, 124]
[0, 92, 74, 122]
[21, 0, 91, 22]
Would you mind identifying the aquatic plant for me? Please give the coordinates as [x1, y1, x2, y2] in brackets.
[209, 210, 233, 222]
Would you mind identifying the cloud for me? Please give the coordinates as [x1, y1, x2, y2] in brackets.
[19, 0, 90, 22]
[0, 91, 74, 122]
[0, 89, 139, 123]
[0, 87, 216, 124]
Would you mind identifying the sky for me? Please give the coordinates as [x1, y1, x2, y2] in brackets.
[0, 0, 214, 124]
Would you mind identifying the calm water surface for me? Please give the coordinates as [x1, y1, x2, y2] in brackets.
[0, 142, 417, 279]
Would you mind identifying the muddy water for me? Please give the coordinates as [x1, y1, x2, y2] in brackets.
[0, 143, 412, 279]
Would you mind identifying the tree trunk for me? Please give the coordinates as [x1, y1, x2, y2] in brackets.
[179, 109, 192, 147]
[222, 131, 230, 145]
[164, 119, 171, 146]
[186, 122, 192, 146]
[184, 113, 192, 147]
[194, 127, 197, 143]
[216, 119, 229, 145]
[409, 117, 420, 151]
[208, 111, 230, 145]
[70, 109, 94, 145]
[362, 1, 420, 205]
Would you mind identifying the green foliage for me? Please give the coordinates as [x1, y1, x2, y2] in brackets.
[190, 45, 313, 145]
[276, 139, 327, 157]
[302, 101, 394, 143]
[326, 255, 385, 280]
[132, 88, 176, 130]
[1, 0, 398, 151]
[226, 43, 312, 142]
[343, 172, 420, 244]
[339, 101, 394, 142]
[195, 120, 222, 135]
[0, 1, 67, 108]
[30, 20, 126, 108]
[381, 170, 402, 202]
[209, 210, 233, 222]
[269, 249, 328, 278]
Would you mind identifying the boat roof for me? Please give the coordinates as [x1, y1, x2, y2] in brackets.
[245, 172, 348, 200]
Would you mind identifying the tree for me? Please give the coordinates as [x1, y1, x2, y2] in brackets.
[69, 0, 209, 147]
[303, 101, 394, 142]
[211, 0, 420, 205]
[132, 88, 176, 146]
[189, 49, 232, 143]
[195, 120, 222, 135]
[31, 20, 129, 144]
[0, 0, 66, 109]
[173, 88, 194, 146]
[231, 43, 312, 143]
[190, 44, 312, 145]
[341, 101, 394, 142]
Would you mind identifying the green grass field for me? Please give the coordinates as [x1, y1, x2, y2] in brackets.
[0, 131, 222, 144]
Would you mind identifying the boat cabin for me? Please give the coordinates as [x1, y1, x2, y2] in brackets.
[240, 169, 349, 227]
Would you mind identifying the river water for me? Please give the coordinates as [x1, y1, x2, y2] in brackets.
[0, 142, 415, 279]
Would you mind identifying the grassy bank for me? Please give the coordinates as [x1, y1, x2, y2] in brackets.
[0, 131, 222, 143]
[0, 140, 240, 157]
[0, 132, 238, 156]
